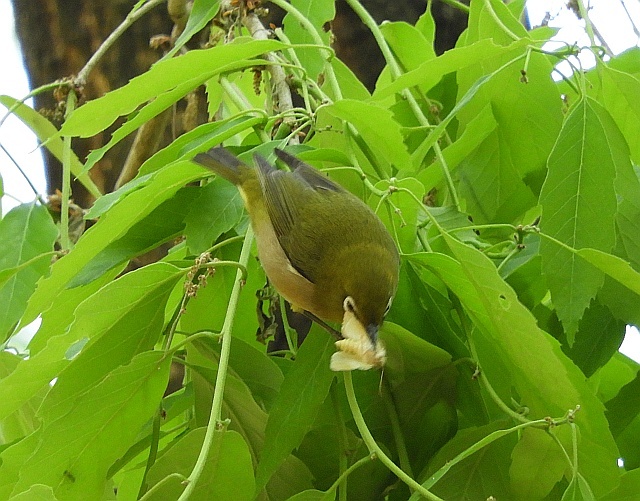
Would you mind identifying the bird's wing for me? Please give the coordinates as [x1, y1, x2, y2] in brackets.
[274, 148, 344, 193]
[254, 152, 338, 282]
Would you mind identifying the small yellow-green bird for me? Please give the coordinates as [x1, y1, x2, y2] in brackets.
[193, 147, 400, 370]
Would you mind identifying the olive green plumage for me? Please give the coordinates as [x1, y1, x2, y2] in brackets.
[193, 147, 400, 344]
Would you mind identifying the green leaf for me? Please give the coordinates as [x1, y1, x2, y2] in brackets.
[0, 96, 101, 198]
[456, 128, 537, 223]
[146, 428, 254, 501]
[563, 302, 626, 377]
[184, 178, 244, 254]
[601, 468, 640, 501]
[255, 328, 335, 493]
[588, 352, 639, 404]
[372, 38, 529, 101]
[380, 21, 435, 71]
[509, 428, 571, 500]
[380, 322, 451, 375]
[164, 0, 221, 59]
[600, 66, 640, 164]
[606, 370, 640, 438]
[9, 484, 58, 501]
[60, 39, 283, 170]
[418, 104, 496, 191]
[138, 115, 266, 176]
[20, 161, 203, 328]
[466, 0, 528, 45]
[0, 352, 40, 444]
[419, 420, 516, 500]
[69, 186, 197, 287]
[539, 98, 619, 338]
[61, 39, 283, 138]
[7, 351, 171, 499]
[409, 238, 620, 498]
[322, 99, 412, 174]
[187, 339, 313, 499]
[0, 203, 57, 340]
[577, 248, 640, 297]
[283, 0, 335, 81]
[0, 262, 183, 422]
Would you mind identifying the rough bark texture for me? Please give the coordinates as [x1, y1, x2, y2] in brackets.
[10, 0, 468, 206]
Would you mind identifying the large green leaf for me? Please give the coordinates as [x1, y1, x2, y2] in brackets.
[601, 468, 640, 501]
[187, 339, 314, 499]
[60, 39, 284, 170]
[509, 428, 571, 500]
[20, 161, 203, 329]
[61, 39, 283, 138]
[0, 203, 57, 341]
[419, 420, 516, 500]
[68, 186, 198, 287]
[323, 99, 412, 174]
[255, 328, 335, 494]
[539, 98, 619, 338]
[372, 39, 529, 101]
[5, 351, 171, 500]
[409, 237, 620, 498]
[563, 302, 626, 378]
[456, 128, 537, 224]
[0, 263, 183, 422]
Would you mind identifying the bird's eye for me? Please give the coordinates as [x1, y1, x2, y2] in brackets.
[343, 296, 356, 313]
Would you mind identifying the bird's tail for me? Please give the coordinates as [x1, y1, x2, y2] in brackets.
[193, 147, 248, 185]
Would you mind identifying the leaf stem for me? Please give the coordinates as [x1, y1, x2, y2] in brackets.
[178, 225, 254, 500]
[60, 90, 77, 251]
[439, 0, 470, 14]
[326, 454, 374, 499]
[138, 404, 163, 498]
[343, 372, 444, 501]
[0, 143, 45, 203]
[330, 383, 350, 501]
[382, 379, 414, 481]
[482, 0, 520, 41]
[574, 0, 597, 48]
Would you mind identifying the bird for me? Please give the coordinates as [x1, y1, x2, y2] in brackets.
[193, 146, 400, 370]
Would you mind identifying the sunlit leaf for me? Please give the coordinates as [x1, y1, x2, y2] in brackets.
[539, 98, 619, 338]
[0, 203, 57, 341]
[6, 351, 171, 499]
[255, 328, 335, 494]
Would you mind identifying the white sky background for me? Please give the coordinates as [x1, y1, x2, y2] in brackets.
[0, 0, 639, 359]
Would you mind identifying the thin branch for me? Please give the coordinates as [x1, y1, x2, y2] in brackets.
[343, 372, 444, 501]
[178, 226, 255, 499]
[60, 91, 77, 251]
[242, 12, 298, 144]
[0, 143, 45, 203]
[76, 0, 167, 86]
